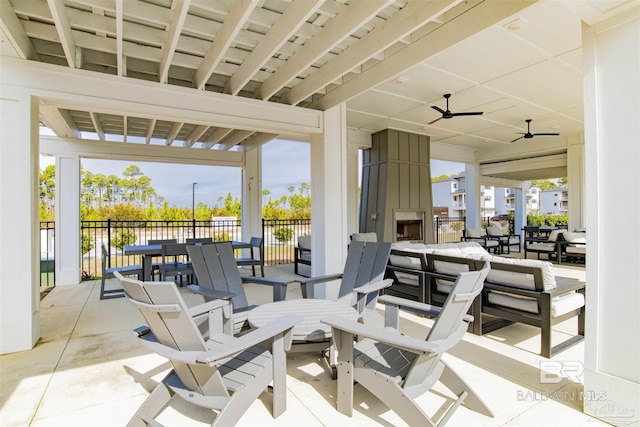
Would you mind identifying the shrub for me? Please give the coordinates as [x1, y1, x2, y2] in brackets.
[81, 234, 95, 255]
[273, 226, 294, 243]
[112, 229, 137, 250]
[213, 232, 231, 242]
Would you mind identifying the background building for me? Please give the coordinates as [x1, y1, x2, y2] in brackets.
[539, 186, 569, 215]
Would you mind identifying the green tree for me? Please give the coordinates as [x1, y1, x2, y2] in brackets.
[112, 229, 137, 250]
[288, 182, 311, 218]
[432, 174, 451, 182]
[557, 177, 568, 186]
[39, 164, 56, 220]
[273, 226, 294, 243]
[222, 193, 241, 217]
[531, 179, 557, 190]
[81, 234, 95, 255]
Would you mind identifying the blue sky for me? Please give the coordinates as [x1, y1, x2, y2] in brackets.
[40, 139, 463, 207]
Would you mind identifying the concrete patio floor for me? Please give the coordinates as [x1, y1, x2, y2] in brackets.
[1, 262, 605, 427]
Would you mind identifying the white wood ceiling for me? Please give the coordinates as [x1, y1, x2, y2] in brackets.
[1, 0, 636, 163]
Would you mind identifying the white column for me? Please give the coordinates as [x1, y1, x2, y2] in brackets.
[513, 186, 526, 237]
[566, 136, 585, 231]
[582, 12, 639, 423]
[346, 141, 360, 236]
[310, 104, 348, 299]
[55, 156, 81, 285]
[464, 162, 481, 228]
[241, 147, 262, 242]
[0, 93, 40, 353]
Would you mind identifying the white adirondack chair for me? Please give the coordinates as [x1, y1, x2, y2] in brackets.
[322, 263, 493, 426]
[117, 273, 300, 427]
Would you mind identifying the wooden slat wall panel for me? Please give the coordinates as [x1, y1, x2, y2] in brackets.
[360, 129, 433, 243]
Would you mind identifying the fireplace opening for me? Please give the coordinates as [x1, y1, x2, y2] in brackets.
[394, 211, 425, 242]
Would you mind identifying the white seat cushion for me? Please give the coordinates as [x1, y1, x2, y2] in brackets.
[528, 242, 556, 252]
[487, 291, 584, 317]
[298, 235, 311, 250]
[486, 226, 503, 236]
[486, 256, 557, 291]
[466, 227, 482, 238]
[566, 246, 586, 255]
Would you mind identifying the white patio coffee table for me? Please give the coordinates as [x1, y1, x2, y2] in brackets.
[248, 298, 359, 354]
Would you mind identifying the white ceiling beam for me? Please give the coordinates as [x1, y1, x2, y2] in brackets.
[286, 0, 461, 105]
[480, 154, 567, 179]
[317, 0, 538, 110]
[158, 0, 191, 84]
[221, 130, 254, 150]
[115, 0, 123, 76]
[205, 127, 233, 148]
[185, 125, 209, 147]
[194, 0, 257, 90]
[479, 175, 525, 188]
[40, 135, 245, 167]
[145, 118, 157, 143]
[258, 0, 394, 101]
[39, 105, 81, 138]
[47, 0, 77, 67]
[225, 0, 323, 95]
[122, 114, 127, 142]
[0, 1, 40, 60]
[165, 122, 184, 146]
[3, 57, 322, 137]
[89, 112, 105, 140]
[241, 133, 279, 151]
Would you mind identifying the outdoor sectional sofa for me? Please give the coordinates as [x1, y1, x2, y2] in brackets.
[524, 229, 587, 264]
[385, 241, 585, 358]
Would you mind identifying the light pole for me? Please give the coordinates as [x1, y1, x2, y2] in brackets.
[192, 182, 198, 220]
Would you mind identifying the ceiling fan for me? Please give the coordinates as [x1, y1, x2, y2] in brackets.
[428, 93, 484, 124]
[511, 119, 560, 142]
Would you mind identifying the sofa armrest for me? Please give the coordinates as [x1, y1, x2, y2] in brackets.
[548, 277, 585, 296]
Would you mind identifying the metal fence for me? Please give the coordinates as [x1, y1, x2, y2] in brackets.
[80, 219, 244, 280]
[40, 221, 55, 287]
[434, 216, 466, 243]
[262, 218, 311, 265]
[41, 216, 518, 285]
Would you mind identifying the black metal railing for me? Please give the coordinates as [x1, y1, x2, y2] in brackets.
[262, 218, 311, 265]
[80, 219, 243, 280]
[40, 221, 55, 287]
[42, 216, 523, 283]
[434, 217, 465, 243]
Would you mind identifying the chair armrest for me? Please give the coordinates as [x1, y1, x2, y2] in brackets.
[197, 314, 302, 363]
[240, 276, 297, 286]
[322, 315, 460, 355]
[298, 272, 344, 286]
[380, 294, 441, 317]
[187, 284, 235, 300]
[240, 276, 296, 301]
[548, 277, 585, 296]
[353, 278, 393, 295]
[187, 299, 231, 318]
[379, 294, 474, 323]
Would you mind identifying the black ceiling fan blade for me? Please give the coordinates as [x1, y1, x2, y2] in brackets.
[431, 105, 446, 115]
[451, 111, 483, 117]
[511, 136, 525, 142]
[533, 132, 560, 136]
[428, 116, 442, 125]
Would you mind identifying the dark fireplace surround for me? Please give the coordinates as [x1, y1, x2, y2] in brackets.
[359, 129, 434, 243]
